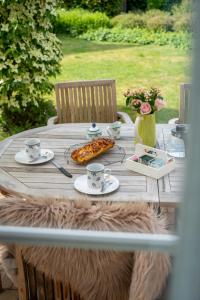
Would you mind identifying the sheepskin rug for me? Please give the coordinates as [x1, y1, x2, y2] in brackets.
[0, 196, 171, 300]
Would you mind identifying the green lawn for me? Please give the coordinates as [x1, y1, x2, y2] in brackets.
[53, 35, 190, 123]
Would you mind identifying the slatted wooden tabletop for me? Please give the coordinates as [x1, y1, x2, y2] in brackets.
[0, 124, 185, 207]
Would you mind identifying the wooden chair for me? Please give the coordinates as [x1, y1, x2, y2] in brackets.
[16, 247, 82, 300]
[15, 252, 169, 300]
[0, 197, 170, 300]
[168, 83, 191, 124]
[47, 80, 133, 125]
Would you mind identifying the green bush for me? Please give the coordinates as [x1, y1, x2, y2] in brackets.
[54, 9, 111, 35]
[146, 15, 174, 31]
[145, 9, 168, 17]
[0, 100, 56, 135]
[172, 0, 192, 32]
[112, 10, 175, 32]
[0, 0, 62, 133]
[145, 9, 174, 32]
[173, 14, 191, 32]
[111, 13, 146, 29]
[80, 27, 190, 49]
[84, 28, 153, 44]
[112, 8, 191, 33]
[63, 0, 123, 16]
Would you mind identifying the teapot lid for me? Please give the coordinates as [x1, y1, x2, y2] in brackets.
[88, 123, 100, 132]
[111, 121, 121, 128]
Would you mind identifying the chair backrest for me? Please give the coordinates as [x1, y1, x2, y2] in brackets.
[16, 247, 82, 300]
[179, 83, 191, 123]
[55, 80, 117, 123]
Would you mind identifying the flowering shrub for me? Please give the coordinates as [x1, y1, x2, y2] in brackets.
[0, 0, 62, 133]
[124, 87, 166, 115]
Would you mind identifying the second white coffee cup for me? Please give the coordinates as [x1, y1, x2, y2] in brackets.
[87, 163, 111, 190]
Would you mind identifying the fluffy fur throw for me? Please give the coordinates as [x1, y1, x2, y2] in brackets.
[0, 196, 171, 300]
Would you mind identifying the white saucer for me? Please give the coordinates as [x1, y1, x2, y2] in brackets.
[74, 175, 119, 195]
[15, 149, 54, 165]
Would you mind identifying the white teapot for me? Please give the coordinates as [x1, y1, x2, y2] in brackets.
[86, 123, 102, 140]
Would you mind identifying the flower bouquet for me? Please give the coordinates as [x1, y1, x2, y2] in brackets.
[124, 87, 166, 147]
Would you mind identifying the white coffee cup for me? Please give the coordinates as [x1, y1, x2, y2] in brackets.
[106, 121, 121, 139]
[24, 138, 41, 161]
[86, 163, 111, 190]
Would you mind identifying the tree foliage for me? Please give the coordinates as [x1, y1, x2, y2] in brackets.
[126, 0, 181, 11]
[0, 0, 62, 132]
[147, 0, 165, 10]
[63, 0, 123, 16]
[126, 0, 147, 11]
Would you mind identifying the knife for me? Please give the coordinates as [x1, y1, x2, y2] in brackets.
[51, 159, 73, 178]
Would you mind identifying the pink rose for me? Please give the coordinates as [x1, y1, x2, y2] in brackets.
[131, 99, 141, 106]
[140, 102, 151, 115]
[155, 98, 166, 111]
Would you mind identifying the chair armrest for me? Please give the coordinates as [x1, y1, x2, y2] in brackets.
[168, 118, 179, 124]
[117, 111, 133, 124]
[47, 116, 58, 126]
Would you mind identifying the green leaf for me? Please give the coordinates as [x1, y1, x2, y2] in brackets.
[1, 24, 9, 32]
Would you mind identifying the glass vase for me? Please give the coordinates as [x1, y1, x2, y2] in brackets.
[135, 113, 156, 147]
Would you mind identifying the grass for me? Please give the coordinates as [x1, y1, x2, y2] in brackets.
[53, 35, 190, 123]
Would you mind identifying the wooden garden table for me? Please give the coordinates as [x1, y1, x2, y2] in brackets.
[0, 123, 185, 208]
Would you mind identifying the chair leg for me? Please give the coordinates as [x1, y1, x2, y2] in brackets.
[15, 248, 28, 300]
